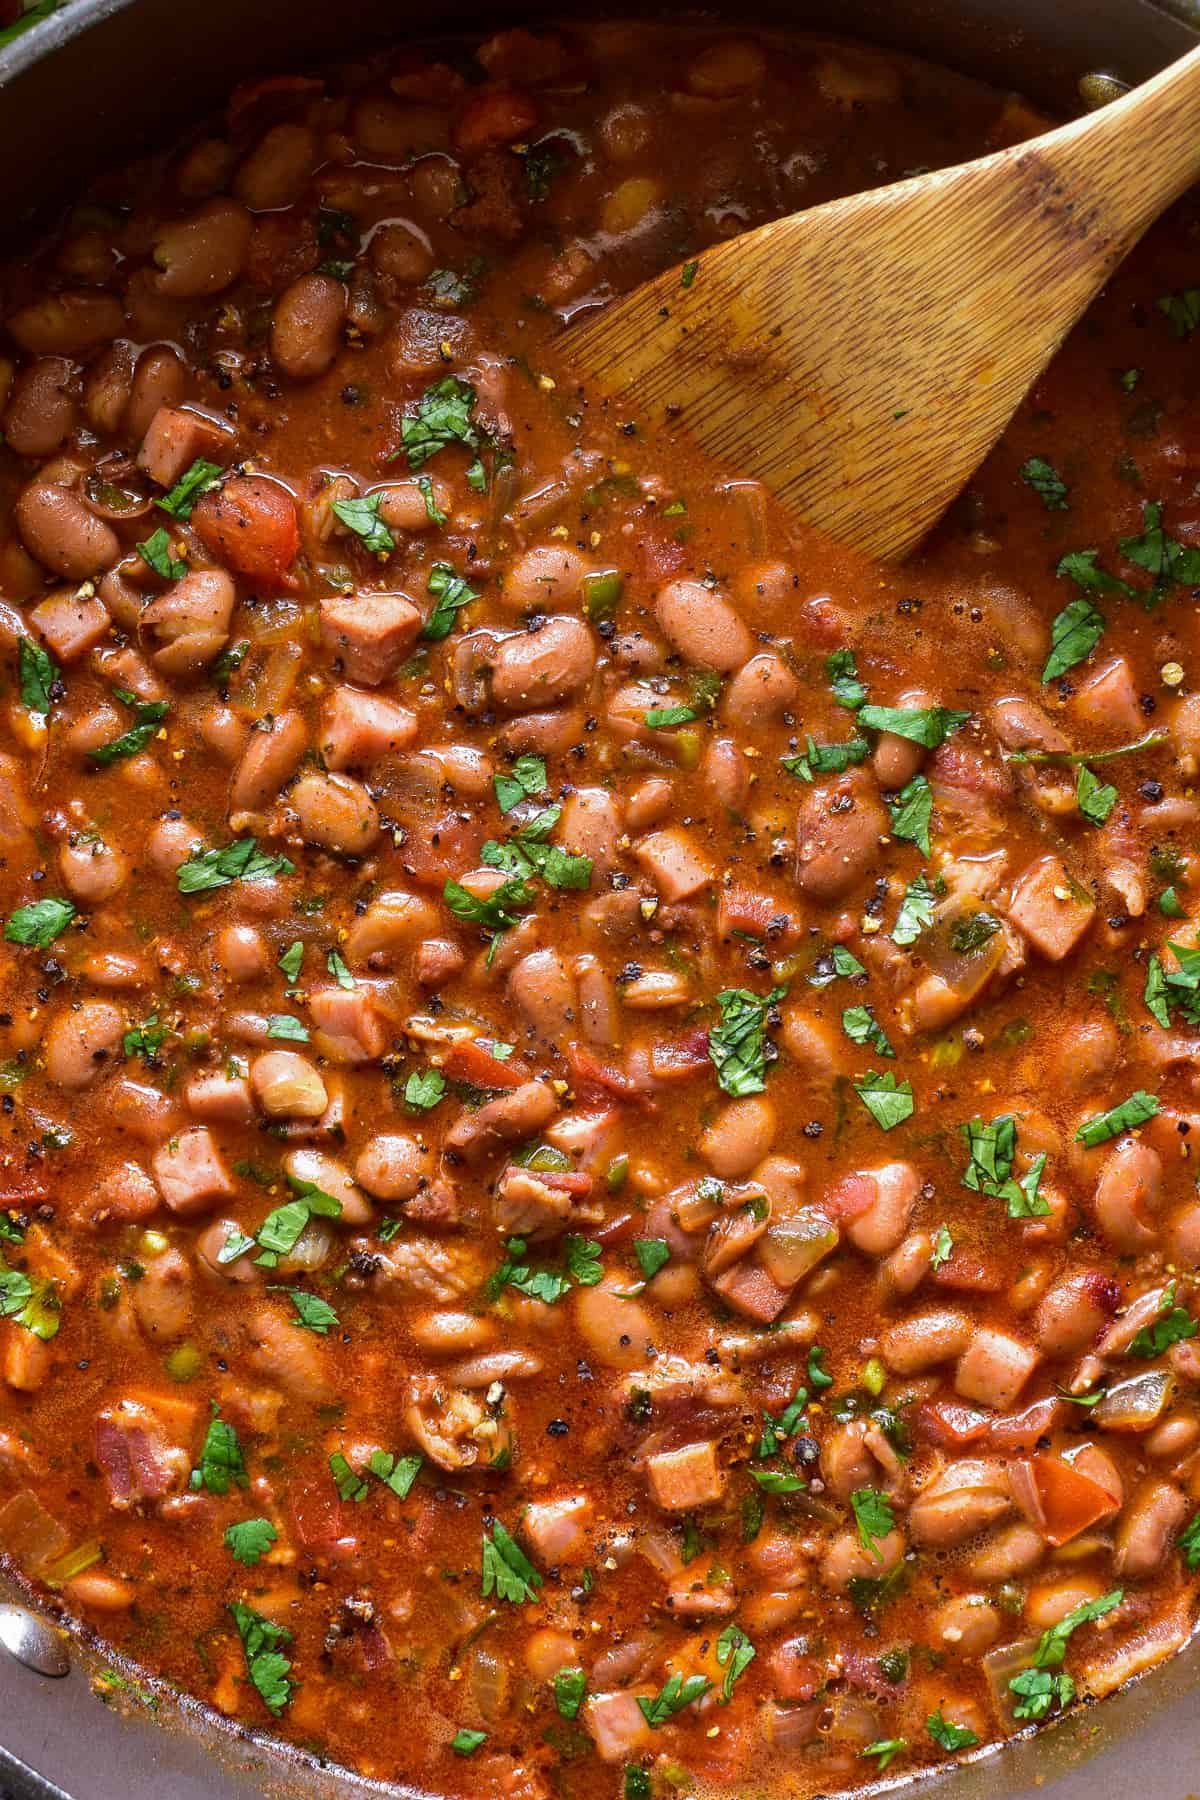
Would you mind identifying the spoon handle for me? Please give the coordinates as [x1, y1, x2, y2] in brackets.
[1036, 44, 1200, 251]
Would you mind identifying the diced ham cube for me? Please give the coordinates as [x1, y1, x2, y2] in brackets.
[646, 1440, 726, 1512]
[319, 592, 421, 685]
[709, 1254, 792, 1323]
[152, 1126, 234, 1216]
[183, 1071, 254, 1123]
[308, 985, 388, 1063]
[522, 1495, 592, 1565]
[1006, 855, 1095, 961]
[634, 828, 714, 902]
[136, 405, 233, 489]
[493, 1164, 597, 1239]
[319, 687, 418, 768]
[30, 593, 110, 661]
[94, 1396, 195, 1508]
[955, 1326, 1040, 1412]
[1070, 656, 1142, 736]
[582, 1690, 653, 1763]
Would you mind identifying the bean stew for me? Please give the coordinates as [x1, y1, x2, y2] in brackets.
[0, 18, 1199, 1800]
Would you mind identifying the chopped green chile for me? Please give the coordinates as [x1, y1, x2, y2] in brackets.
[0, 21, 1196, 1798]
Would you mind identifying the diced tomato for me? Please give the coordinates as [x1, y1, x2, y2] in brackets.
[917, 1397, 991, 1449]
[454, 86, 538, 157]
[192, 476, 299, 588]
[930, 1248, 1004, 1292]
[820, 1174, 876, 1223]
[291, 1482, 348, 1554]
[716, 884, 801, 947]
[1028, 1453, 1121, 1546]
[442, 1039, 530, 1090]
[649, 1029, 710, 1083]
[566, 1044, 642, 1105]
[633, 527, 688, 582]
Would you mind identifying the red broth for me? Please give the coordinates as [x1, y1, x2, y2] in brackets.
[0, 19, 1198, 1798]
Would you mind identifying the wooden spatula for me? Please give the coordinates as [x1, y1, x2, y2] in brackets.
[559, 46, 1200, 560]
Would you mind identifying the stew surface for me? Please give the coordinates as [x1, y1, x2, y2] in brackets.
[0, 19, 1199, 1799]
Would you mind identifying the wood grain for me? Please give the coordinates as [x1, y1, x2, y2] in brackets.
[557, 46, 1200, 560]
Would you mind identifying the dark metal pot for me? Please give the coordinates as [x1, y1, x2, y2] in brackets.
[0, 1, 1198, 1795]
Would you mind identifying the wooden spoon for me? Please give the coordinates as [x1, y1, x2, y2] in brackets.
[559, 47, 1200, 560]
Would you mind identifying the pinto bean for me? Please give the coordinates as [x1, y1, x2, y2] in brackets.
[574, 1281, 655, 1369]
[871, 687, 938, 789]
[840, 1161, 919, 1257]
[655, 578, 753, 671]
[909, 1459, 1012, 1546]
[283, 1148, 372, 1225]
[930, 1594, 1001, 1657]
[700, 1096, 776, 1178]
[16, 480, 118, 578]
[83, 344, 134, 435]
[966, 1522, 1045, 1581]
[145, 814, 199, 877]
[285, 770, 380, 855]
[502, 544, 597, 614]
[43, 1001, 124, 1089]
[794, 770, 888, 901]
[131, 1248, 192, 1342]
[141, 568, 234, 676]
[557, 788, 622, 876]
[245, 1302, 334, 1403]
[234, 123, 317, 210]
[880, 1307, 972, 1374]
[215, 924, 269, 982]
[1113, 1479, 1188, 1577]
[4, 356, 78, 457]
[1093, 1136, 1163, 1251]
[153, 199, 252, 297]
[251, 1051, 329, 1120]
[126, 345, 190, 442]
[1034, 1269, 1118, 1355]
[821, 1527, 905, 1589]
[7, 291, 125, 356]
[355, 1133, 434, 1201]
[368, 221, 435, 285]
[722, 651, 799, 732]
[955, 1327, 1039, 1411]
[59, 835, 129, 905]
[271, 273, 347, 381]
[374, 476, 453, 533]
[509, 948, 578, 1046]
[490, 617, 595, 711]
[230, 711, 309, 813]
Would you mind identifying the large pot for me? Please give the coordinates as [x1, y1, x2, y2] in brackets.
[0, 1, 1198, 1797]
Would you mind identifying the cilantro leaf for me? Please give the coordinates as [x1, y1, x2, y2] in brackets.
[277, 1288, 339, 1334]
[1119, 499, 1200, 606]
[1158, 288, 1200, 339]
[136, 525, 187, 581]
[494, 755, 547, 814]
[416, 473, 447, 526]
[826, 648, 867, 711]
[228, 1602, 293, 1716]
[851, 1487, 894, 1560]
[332, 491, 395, 555]
[177, 838, 294, 894]
[190, 1407, 248, 1496]
[637, 1672, 711, 1728]
[1009, 1667, 1075, 1722]
[481, 1521, 543, 1604]
[808, 944, 866, 988]
[88, 693, 169, 767]
[892, 873, 937, 946]
[1042, 597, 1105, 683]
[18, 637, 58, 715]
[931, 1225, 953, 1270]
[927, 1710, 979, 1753]
[278, 940, 304, 983]
[858, 704, 969, 747]
[554, 1668, 587, 1720]
[224, 1518, 278, 1567]
[1075, 1090, 1160, 1147]
[1020, 456, 1069, 510]
[842, 1004, 895, 1059]
[266, 1015, 308, 1042]
[751, 1468, 806, 1494]
[404, 1068, 446, 1111]
[564, 1235, 603, 1286]
[1056, 548, 1136, 600]
[633, 1239, 670, 1282]
[402, 376, 479, 470]
[1128, 1282, 1198, 1358]
[443, 875, 534, 938]
[422, 561, 480, 641]
[451, 1728, 487, 1757]
[156, 458, 224, 520]
[708, 987, 784, 1097]
[1031, 1588, 1124, 1669]
[1179, 1510, 1200, 1570]
[862, 1739, 907, 1772]
[886, 773, 933, 855]
[326, 947, 355, 989]
[1077, 763, 1118, 826]
[645, 704, 697, 729]
[368, 1449, 423, 1499]
[329, 1451, 369, 1502]
[5, 897, 76, 949]
[715, 1624, 755, 1701]
[781, 735, 869, 781]
[854, 1071, 914, 1132]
